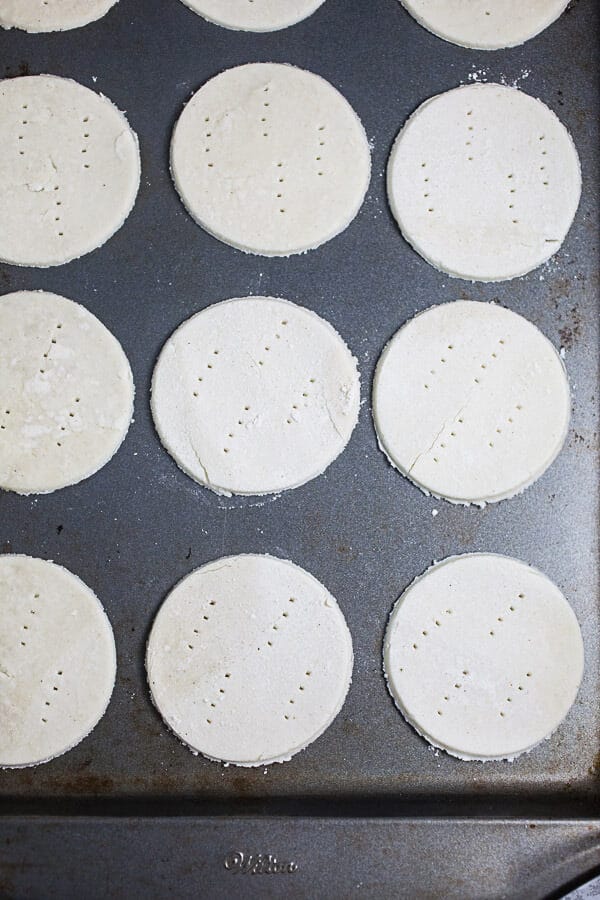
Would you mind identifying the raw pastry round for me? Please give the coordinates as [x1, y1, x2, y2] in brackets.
[373, 300, 570, 506]
[151, 296, 360, 496]
[398, 0, 570, 51]
[383, 554, 584, 761]
[178, 0, 326, 32]
[171, 63, 370, 256]
[0, 74, 140, 267]
[0, 290, 134, 495]
[0, 0, 118, 32]
[146, 554, 353, 767]
[0, 555, 116, 768]
[387, 83, 581, 282]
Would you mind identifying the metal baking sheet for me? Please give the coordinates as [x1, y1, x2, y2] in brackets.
[0, 0, 598, 861]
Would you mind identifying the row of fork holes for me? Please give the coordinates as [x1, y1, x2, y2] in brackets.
[188, 318, 315, 450]
[423, 110, 549, 218]
[286, 377, 315, 425]
[422, 108, 476, 184]
[402, 591, 524, 659]
[465, 108, 474, 164]
[424, 337, 504, 391]
[193, 598, 219, 732]
[443, 592, 529, 718]
[499, 672, 532, 718]
[18, 593, 64, 724]
[187, 599, 217, 650]
[56, 390, 81, 446]
[41, 669, 63, 723]
[436, 670, 532, 719]
[404, 606, 454, 657]
[431, 403, 524, 462]
[35, 323, 82, 446]
[191, 317, 288, 397]
[0, 391, 81, 444]
[422, 338, 525, 461]
[20, 592, 39, 646]
[18, 114, 91, 239]
[284, 670, 312, 721]
[398, 591, 529, 718]
[203, 93, 327, 208]
[507, 135, 549, 222]
[204, 596, 299, 724]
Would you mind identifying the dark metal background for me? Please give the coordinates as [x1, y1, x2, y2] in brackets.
[0, 0, 599, 894]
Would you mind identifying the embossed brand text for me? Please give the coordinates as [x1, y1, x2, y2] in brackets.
[224, 851, 298, 874]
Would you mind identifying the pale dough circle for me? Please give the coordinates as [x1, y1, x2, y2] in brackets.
[384, 554, 584, 761]
[0, 291, 134, 495]
[151, 296, 360, 496]
[179, 0, 326, 32]
[398, 0, 571, 51]
[373, 300, 570, 506]
[146, 554, 353, 767]
[0, 75, 140, 267]
[387, 83, 581, 282]
[171, 63, 371, 256]
[0, 555, 116, 768]
[0, 0, 118, 32]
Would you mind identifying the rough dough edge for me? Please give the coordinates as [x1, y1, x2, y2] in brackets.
[0, 74, 141, 268]
[145, 552, 354, 767]
[0, 0, 119, 33]
[397, 0, 571, 51]
[382, 552, 584, 762]
[170, 62, 371, 257]
[371, 299, 571, 507]
[150, 295, 361, 497]
[0, 553, 117, 769]
[177, 0, 326, 32]
[0, 289, 135, 496]
[386, 83, 582, 282]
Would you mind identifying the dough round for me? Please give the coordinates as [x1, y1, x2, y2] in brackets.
[384, 554, 584, 761]
[0, 290, 134, 495]
[398, 0, 570, 51]
[373, 300, 570, 506]
[0, 75, 140, 267]
[146, 554, 353, 767]
[0, 555, 116, 768]
[178, 0, 326, 32]
[387, 83, 581, 282]
[151, 296, 360, 496]
[0, 0, 118, 32]
[171, 63, 370, 256]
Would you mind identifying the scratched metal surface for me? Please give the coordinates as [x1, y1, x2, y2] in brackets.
[0, 0, 598, 826]
[3, 817, 600, 899]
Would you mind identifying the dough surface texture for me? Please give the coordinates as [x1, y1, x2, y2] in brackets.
[0, 0, 118, 32]
[0, 75, 140, 266]
[387, 83, 581, 282]
[171, 63, 370, 256]
[0, 555, 116, 768]
[383, 553, 584, 761]
[151, 296, 360, 496]
[398, 0, 571, 50]
[373, 300, 570, 506]
[146, 554, 354, 766]
[0, 290, 134, 495]
[179, 0, 326, 31]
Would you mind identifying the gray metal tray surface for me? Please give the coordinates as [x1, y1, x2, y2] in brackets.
[0, 0, 598, 833]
